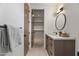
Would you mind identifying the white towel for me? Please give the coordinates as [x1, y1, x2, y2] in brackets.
[6, 25, 21, 52]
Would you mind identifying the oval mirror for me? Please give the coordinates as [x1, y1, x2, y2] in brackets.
[55, 13, 66, 30]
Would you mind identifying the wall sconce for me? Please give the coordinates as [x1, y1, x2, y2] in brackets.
[56, 7, 64, 14]
[53, 4, 64, 16]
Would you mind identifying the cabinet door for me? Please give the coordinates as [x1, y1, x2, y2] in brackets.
[24, 3, 29, 56]
[46, 35, 51, 56]
[47, 37, 50, 55]
[54, 40, 64, 56]
[46, 35, 48, 51]
[63, 40, 75, 56]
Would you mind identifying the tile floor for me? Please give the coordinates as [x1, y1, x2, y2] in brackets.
[26, 48, 48, 56]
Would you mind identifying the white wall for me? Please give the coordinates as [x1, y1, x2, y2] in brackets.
[0, 3, 24, 28]
[0, 3, 24, 56]
[30, 3, 79, 55]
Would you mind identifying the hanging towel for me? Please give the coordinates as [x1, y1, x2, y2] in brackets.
[5, 24, 21, 52]
[0, 30, 2, 48]
[0, 28, 7, 48]
[0, 27, 9, 53]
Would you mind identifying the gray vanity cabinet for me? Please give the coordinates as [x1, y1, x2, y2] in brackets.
[46, 35, 75, 56]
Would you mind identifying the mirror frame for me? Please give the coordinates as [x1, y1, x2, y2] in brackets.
[55, 13, 66, 30]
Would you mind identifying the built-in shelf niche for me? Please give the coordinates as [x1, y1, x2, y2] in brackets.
[32, 9, 44, 47]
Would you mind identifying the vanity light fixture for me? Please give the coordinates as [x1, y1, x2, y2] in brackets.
[56, 7, 64, 14]
[53, 4, 64, 16]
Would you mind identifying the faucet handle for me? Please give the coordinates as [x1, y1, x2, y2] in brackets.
[53, 32, 57, 35]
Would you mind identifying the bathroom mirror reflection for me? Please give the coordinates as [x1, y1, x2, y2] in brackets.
[55, 13, 66, 30]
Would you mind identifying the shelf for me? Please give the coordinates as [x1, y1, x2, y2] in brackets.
[32, 16, 44, 18]
[32, 22, 44, 23]
[32, 24, 44, 26]
[32, 29, 44, 32]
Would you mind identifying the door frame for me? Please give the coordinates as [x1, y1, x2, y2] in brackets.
[24, 3, 30, 56]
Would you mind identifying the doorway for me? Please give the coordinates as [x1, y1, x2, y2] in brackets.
[31, 9, 44, 48]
